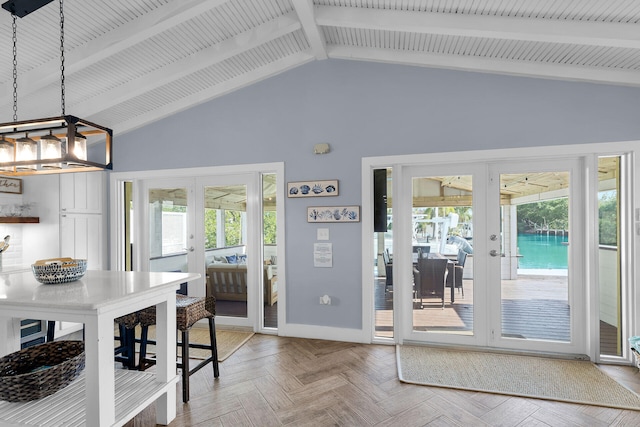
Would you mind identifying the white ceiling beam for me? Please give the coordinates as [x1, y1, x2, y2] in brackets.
[316, 5, 640, 49]
[114, 51, 315, 135]
[291, 0, 327, 59]
[72, 12, 302, 117]
[17, 0, 232, 97]
[328, 45, 640, 87]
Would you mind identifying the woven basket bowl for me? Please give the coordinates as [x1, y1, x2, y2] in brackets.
[32, 258, 87, 284]
[0, 340, 85, 402]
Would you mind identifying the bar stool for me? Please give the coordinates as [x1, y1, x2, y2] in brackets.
[114, 312, 139, 369]
[138, 295, 219, 402]
[47, 317, 138, 369]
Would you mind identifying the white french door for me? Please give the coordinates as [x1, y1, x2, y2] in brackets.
[486, 159, 586, 355]
[139, 174, 260, 329]
[195, 174, 258, 329]
[140, 178, 199, 291]
[400, 158, 587, 356]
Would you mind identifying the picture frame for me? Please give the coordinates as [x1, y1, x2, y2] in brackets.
[287, 180, 338, 198]
[0, 177, 22, 194]
[307, 206, 360, 223]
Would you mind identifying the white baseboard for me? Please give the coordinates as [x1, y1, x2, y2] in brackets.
[278, 323, 370, 343]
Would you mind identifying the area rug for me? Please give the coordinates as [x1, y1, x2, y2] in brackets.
[125, 326, 254, 362]
[397, 345, 640, 410]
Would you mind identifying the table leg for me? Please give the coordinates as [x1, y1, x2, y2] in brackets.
[0, 316, 20, 356]
[155, 294, 177, 425]
[84, 315, 116, 425]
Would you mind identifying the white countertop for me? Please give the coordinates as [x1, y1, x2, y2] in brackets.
[0, 264, 30, 274]
[0, 270, 199, 312]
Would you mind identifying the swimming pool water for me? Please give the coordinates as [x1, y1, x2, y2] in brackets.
[517, 233, 568, 269]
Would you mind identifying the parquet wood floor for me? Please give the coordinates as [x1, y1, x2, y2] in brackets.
[128, 334, 640, 426]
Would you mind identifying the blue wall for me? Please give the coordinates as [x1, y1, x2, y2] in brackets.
[113, 59, 640, 330]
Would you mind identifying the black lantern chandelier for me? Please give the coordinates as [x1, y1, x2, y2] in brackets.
[0, 0, 112, 176]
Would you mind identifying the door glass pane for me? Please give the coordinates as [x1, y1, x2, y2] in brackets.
[204, 184, 248, 319]
[148, 187, 189, 295]
[598, 156, 622, 357]
[374, 168, 393, 339]
[263, 173, 278, 329]
[124, 181, 133, 271]
[500, 172, 570, 342]
[411, 174, 474, 335]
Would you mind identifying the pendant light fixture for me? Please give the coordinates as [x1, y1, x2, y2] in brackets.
[0, 0, 112, 176]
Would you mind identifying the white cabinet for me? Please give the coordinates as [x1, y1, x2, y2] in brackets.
[60, 171, 105, 213]
[60, 213, 104, 269]
[59, 172, 106, 269]
[56, 172, 107, 338]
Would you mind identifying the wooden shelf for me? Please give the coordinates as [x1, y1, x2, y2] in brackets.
[0, 370, 179, 426]
[0, 217, 39, 223]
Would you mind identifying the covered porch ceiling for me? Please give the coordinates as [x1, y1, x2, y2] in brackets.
[148, 174, 278, 211]
[402, 156, 620, 207]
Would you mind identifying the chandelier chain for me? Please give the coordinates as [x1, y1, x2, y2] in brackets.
[59, 0, 65, 115]
[12, 14, 17, 123]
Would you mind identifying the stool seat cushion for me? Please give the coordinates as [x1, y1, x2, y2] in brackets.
[138, 295, 216, 331]
[115, 312, 139, 329]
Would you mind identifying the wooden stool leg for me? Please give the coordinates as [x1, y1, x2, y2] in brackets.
[46, 321, 56, 342]
[139, 325, 149, 371]
[125, 327, 137, 369]
[209, 317, 219, 378]
[182, 330, 189, 402]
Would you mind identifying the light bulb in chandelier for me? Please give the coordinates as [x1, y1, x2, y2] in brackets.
[15, 133, 37, 171]
[40, 131, 62, 169]
[66, 132, 87, 167]
[0, 137, 15, 172]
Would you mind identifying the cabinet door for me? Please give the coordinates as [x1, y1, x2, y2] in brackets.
[60, 213, 104, 269]
[60, 172, 105, 213]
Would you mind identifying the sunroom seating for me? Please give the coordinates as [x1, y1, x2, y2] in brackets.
[206, 263, 277, 305]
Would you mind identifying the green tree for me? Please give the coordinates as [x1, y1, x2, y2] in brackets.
[517, 198, 568, 233]
[225, 210, 242, 246]
[599, 191, 618, 245]
[204, 208, 217, 248]
[263, 211, 277, 244]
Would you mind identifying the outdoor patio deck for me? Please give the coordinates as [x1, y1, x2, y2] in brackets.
[375, 276, 619, 356]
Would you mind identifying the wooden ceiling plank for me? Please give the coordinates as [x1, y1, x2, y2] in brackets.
[72, 12, 302, 117]
[15, 0, 233, 100]
[114, 51, 315, 135]
[315, 5, 640, 49]
[328, 45, 640, 87]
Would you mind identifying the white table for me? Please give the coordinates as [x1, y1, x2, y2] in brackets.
[0, 270, 200, 426]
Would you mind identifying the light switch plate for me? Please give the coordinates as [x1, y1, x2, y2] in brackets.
[317, 228, 329, 240]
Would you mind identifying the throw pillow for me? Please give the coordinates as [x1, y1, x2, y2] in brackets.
[237, 254, 247, 264]
[225, 254, 238, 264]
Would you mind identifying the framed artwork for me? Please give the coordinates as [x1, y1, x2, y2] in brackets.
[0, 177, 22, 194]
[307, 206, 360, 223]
[287, 180, 338, 198]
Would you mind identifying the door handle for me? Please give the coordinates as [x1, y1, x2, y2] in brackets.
[489, 249, 499, 257]
[184, 247, 194, 252]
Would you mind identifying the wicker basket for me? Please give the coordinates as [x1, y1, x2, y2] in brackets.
[31, 258, 87, 284]
[0, 341, 85, 402]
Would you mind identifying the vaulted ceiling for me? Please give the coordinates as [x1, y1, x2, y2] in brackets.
[1, 0, 638, 137]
